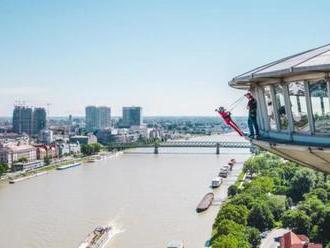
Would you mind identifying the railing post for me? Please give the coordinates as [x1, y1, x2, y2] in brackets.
[154, 143, 159, 154]
[216, 143, 220, 155]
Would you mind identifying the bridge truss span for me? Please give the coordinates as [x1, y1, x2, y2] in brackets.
[108, 140, 255, 154]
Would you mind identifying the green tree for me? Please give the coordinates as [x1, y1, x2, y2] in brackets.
[44, 156, 52, 166]
[91, 143, 101, 153]
[267, 195, 287, 221]
[81, 143, 101, 156]
[317, 207, 330, 244]
[305, 188, 328, 203]
[243, 156, 264, 174]
[298, 196, 325, 224]
[213, 234, 250, 248]
[246, 176, 274, 194]
[17, 157, 28, 163]
[228, 185, 238, 197]
[246, 227, 261, 248]
[0, 163, 8, 176]
[214, 203, 249, 226]
[288, 169, 316, 203]
[248, 203, 274, 231]
[81, 144, 93, 156]
[231, 193, 258, 210]
[215, 220, 245, 237]
[281, 209, 311, 235]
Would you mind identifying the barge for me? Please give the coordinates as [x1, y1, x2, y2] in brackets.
[9, 171, 48, 184]
[196, 192, 214, 213]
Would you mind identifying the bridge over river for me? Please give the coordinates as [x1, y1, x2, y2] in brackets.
[108, 140, 255, 154]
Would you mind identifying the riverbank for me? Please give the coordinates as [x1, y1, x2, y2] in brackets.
[0, 151, 123, 185]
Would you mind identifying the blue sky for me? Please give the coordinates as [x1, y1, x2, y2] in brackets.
[0, 0, 329, 116]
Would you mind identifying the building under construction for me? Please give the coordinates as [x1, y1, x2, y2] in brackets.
[12, 105, 47, 136]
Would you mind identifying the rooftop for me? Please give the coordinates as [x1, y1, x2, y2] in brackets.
[279, 231, 322, 248]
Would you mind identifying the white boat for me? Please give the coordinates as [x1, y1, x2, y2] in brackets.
[78, 226, 113, 248]
[211, 177, 222, 188]
[219, 167, 229, 178]
[57, 162, 81, 170]
[167, 240, 184, 248]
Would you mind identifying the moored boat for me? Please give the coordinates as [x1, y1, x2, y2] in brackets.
[9, 171, 48, 184]
[219, 166, 229, 178]
[196, 192, 214, 213]
[57, 162, 81, 170]
[211, 177, 222, 188]
[78, 226, 113, 248]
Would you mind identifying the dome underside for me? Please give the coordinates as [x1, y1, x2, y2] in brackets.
[230, 44, 330, 87]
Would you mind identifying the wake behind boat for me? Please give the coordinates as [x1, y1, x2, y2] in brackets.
[78, 226, 113, 248]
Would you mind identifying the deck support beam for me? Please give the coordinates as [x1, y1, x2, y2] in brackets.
[216, 143, 220, 155]
[154, 144, 159, 154]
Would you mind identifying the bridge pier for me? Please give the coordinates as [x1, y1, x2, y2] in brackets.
[216, 143, 220, 155]
[154, 144, 159, 154]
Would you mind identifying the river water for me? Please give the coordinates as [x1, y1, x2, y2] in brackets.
[0, 134, 250, 248]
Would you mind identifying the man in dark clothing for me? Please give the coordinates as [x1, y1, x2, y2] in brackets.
[245, 92, 259, 138]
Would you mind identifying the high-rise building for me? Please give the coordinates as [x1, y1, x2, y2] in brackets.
[85, 106, 98, 130]
[12, 106, 47, 136]
[13, 106, 33, 135]
[85, 106, 111, 130]
[122, 106, 142, 127]
[39, 129, 54, 144]
[98, 106, 111, 129]
[33, 108, 47, 135]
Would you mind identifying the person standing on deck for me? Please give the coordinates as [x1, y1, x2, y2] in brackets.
[245, 92, 259, 138]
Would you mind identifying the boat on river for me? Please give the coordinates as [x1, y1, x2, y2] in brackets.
[219, 166, 229, 178]
[57, 162, 81, 170]
[196, 192, 214, 213]
[78, 226, 113, 248]
[167, 240, 184, 248]
[9, 171, 48, 184]
[211, 177, 222, 188]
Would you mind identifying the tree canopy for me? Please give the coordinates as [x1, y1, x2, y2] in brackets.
[212, 152, 330, 247]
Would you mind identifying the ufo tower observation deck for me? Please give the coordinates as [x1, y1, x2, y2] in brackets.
[230, 44, 330, 174]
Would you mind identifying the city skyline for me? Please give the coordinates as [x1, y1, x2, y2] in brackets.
[1, 1, 330, 117]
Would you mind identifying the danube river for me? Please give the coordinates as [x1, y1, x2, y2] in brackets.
[0, 134, 250, 248]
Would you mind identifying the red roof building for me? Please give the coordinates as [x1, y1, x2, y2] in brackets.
[280, 231, 322, 248]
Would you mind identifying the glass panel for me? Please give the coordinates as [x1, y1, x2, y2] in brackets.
[288, 81, 309, 132]
[264, 86, 276, 130]
[274, 85, 288, 130]
[309, 80, 330, 133]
